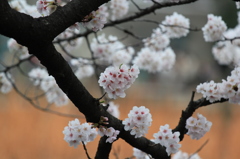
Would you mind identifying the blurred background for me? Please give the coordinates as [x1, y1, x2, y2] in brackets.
[1, 0, 240, 158]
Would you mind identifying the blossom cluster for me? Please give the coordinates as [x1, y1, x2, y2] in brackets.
[0, 72, 13, 94]
[237, 2, 240, 9]
[7, 38, 30, 60]
[81, 4, 108, 32]
[70, 58, 94, 80]
[10, 0, 41, 18]
[202, 14, 227, 42]
[196, 66, 240, 104]
[161, 12, 190, 39]
[212, 41, 240, 65]
[36, 0, 56, 16]
[153, 124, 181, 156]
[98, 64, 139, 99]
[91, 34, 134, 66]
[172, 150, 201, 159]
[110, 0, 129, 21]
[63, 119, 98, 148]
[143, 28, 170, 51]
[98, 126, 120, 143]
[55, 29, 83, 53]
[122, 106, 152, 138]
[133, 12, 189, 73]
[210, 12, 240, 66]
[133, 47, 176, 73]
[185, 114, 212, 140]
[28, 68, 69, 106]
[133, 148, 150, 159]
[105, 101, 120, 118]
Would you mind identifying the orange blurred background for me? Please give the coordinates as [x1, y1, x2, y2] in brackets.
[1, 82, 240, 159]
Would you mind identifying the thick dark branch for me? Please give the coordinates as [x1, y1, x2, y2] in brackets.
[55, 0, 199, 42]
[120, 131, 170, 159]
[104, 0, 198, 28]
[95, 136, 113, 159]
[0, 0, 110, 45]
[173, 92, 228, 141]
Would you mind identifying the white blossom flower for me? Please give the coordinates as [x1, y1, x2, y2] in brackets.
[36, 0, 56, 16]
[153, 124, 181, 156]
[81, 4, 108, 32]
[0, 72, 13, 94]
[7, 38, 30, 59]
[133, 47, 176, 73]
[105, 128, 120, 143]
[196, 66, 240, 104]
[186, 114, 212, 140]
[106, 101, 120, 118]
[110, 0, 129, 21]
[143, 28, 170, 51]
[236, 2, 240, 9]
[112, 47, 134, 66]
[202, 14, 227, 42]
[91, 34, 132, 65]
[122, 106, 152, 138]
[133, 148, 150, 159]
[55, 29, 83, 52]
[28, 67, 49, 86]
[29, 68, 69, 106]
[172, 150, 201, 159]
[63, 119, 98, 148]
[162, 12, 190, 38]
[70, 58, 94, 80]
[98, 64, 139, 99]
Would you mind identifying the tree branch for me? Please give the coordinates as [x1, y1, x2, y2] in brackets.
[0, 0, 204, 158]
[173, 91, 228, 141]
[95, 136, 113, 159]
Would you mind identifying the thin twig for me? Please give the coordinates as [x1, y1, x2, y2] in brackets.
[82, 141, 92, 159]
[188, 139, 209, 159]
[96, 92, 106, 101]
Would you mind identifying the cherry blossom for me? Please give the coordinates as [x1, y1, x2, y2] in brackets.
[36, 0, 56, 16]
[110, 0, 129, 21]
[161, 12, 190, 38]
[63, 119, 98, 148]
[7, 38, 30, 59]
[106, 101, 120, 118]
[202, 14, 227, 42]
[70, 58, 94, 80]
[172, 150, 201, 159]
[0, 72, 13, 94]
[81, 4, 108, 32]
[133, 47, 176, 73]
[122, 106, 152, 138]
[196, 66, 240, 104]
[186, 114, 212, 140]
[29, 68, 69, 106]
[153, 124, 181, 156]
[98, 64, 139, 99]
[133, 148, 150, 159]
